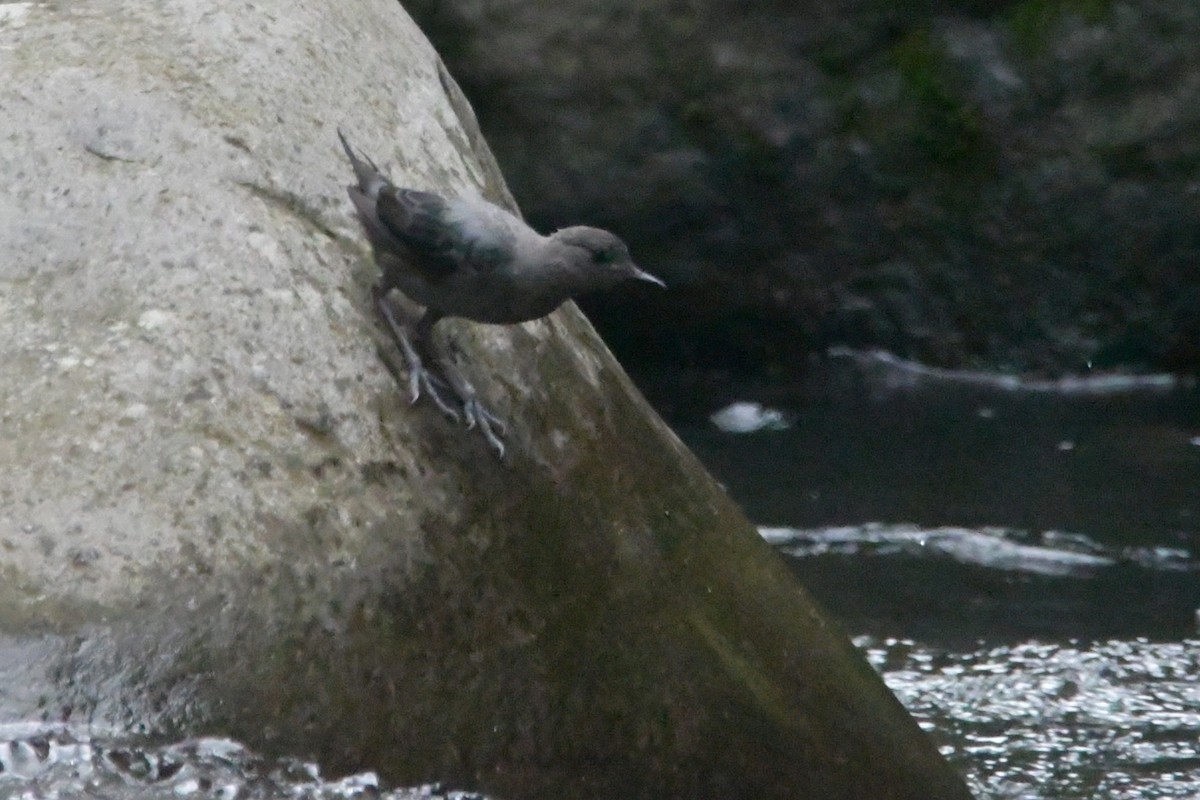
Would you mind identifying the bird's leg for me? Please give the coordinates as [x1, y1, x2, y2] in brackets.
[413, 312, 509, 459]
[374, 289, 460, 422]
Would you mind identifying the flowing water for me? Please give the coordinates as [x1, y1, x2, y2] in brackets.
[681, 351, 1200, 799]
[0, 725, 485, 800]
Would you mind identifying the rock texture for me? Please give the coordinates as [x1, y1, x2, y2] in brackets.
[0, 1, 973, 799]
[405, 0, 1200, 397]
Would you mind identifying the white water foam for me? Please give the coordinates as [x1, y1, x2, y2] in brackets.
[827, 347, 1181, 395]
[709, 401, 793, 433]
[0, 726, 491, 800]
[759, 523, 1194, 578]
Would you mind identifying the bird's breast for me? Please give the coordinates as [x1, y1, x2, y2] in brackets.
[389, 267, 567, 325]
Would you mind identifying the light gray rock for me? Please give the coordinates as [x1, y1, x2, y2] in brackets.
[0, 2, 971, 799]
[0, 0, 516, 614]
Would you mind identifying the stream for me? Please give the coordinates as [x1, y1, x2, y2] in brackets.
[679, 351, 1200, 799]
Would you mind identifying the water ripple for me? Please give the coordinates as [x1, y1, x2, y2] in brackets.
[760, 523, 1196, 577]
[862, 637, 1200, 799]
[0, 726, 490, 800]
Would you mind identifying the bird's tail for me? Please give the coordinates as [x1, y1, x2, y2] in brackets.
[337, 128, 389, 199]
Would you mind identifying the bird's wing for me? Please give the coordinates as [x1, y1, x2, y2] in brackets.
[376, 189, 509, 278]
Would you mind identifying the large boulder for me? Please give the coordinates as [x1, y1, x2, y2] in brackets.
[405, 0, 1200, 395]
[0, 1, 971, 799]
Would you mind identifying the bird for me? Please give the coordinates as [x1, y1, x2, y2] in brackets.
[337, 129, 666, 458]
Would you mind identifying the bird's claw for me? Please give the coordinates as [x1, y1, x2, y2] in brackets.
[463, 398, 507, 458]
[374, 289, 506, 458]
[407, 366, 460, 422]
[376, 294, 460, 422]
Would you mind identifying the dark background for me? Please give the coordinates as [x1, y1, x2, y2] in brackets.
[405, 0, 1200, 416]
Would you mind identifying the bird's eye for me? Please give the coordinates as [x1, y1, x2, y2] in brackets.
[593, 249, 615, 265]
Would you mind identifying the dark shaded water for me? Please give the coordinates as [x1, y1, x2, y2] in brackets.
[686, 367, 1199, 556]
[677, 354, 1200, 798]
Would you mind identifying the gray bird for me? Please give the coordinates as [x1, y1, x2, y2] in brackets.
[338, 129, 665, 457]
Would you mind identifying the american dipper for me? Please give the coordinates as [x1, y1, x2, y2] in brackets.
[338, 130, 665, 457]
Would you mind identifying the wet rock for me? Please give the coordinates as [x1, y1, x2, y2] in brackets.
[0, 1, 971, 799]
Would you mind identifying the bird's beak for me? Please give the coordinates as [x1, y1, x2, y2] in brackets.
[629, 264, 667, 288]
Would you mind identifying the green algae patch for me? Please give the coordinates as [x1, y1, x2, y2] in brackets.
[1006, 0, 1114, 54]
[684, 607, 791, 729]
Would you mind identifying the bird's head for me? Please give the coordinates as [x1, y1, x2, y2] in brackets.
[552, 226, 666, 289]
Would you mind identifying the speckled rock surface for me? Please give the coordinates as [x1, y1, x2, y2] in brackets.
[0, 0, 484, 612]
[0, 2, 971, 799]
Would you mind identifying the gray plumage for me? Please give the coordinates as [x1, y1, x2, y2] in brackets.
[338, 129, 664, 457]
[339, 130, 663, 325]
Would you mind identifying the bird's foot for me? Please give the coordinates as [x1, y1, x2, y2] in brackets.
[437, 358, 508, 459]
[375, 289, 508, 459]
[463, 397, 508, 459]
[376, 292, 460, 422]
[404, 358, 461, 422]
